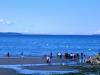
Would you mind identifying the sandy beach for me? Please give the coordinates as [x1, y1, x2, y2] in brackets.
[22, 65, 75, 71]
[0, 56, 72, 65]
[0, 68, 17, 75]
[0, 56, 80, 75]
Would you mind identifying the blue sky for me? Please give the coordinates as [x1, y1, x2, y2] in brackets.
[0, 0, 100, 35]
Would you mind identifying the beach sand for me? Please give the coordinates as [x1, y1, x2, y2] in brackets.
[0, 56, 71, 65]
[0, 56, 79, 75]
[0, 68, 17, 75]
[22, 65, 74, 71]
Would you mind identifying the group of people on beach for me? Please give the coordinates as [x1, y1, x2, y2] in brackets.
[5, 51, 100, 65]
[64, 52, 85, 59]
[45, 52, 86, 64]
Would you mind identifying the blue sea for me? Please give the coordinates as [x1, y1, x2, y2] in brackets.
[0, 35, 100, 56]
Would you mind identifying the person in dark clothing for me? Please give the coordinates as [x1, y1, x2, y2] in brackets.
[80, 53, 86, 63]
[75, 53, 80, 59]
[21, 52, 24, 57]
[64, 53, 69, 59]
[7, 52, 10, 57]
[81, 53, 84, 59]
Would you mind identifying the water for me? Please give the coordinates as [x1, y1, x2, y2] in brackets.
[0, 64, 79, 75]
[0, 35, 100, 56]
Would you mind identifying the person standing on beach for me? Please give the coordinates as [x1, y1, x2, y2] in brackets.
[80, 53, 85, 63]
[46, 56, 51, 63]
[21, 52, 24, 58]
[70, 53, 74, 59]
[57, 52, 62, 58]
[64, 53, 69, 59]
[7, 52, 10, 57]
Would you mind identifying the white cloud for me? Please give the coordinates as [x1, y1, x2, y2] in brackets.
[0, 19, 13, 25]
[95, 30, 100, 34]
[0, 19, 4, 23]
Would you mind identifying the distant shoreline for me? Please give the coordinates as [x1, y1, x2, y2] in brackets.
[0, 32, 100, 36]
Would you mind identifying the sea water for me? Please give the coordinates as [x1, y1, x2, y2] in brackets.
[0, 35, 100, 56]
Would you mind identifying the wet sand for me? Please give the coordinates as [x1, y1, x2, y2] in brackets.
[0, 56, 98, 75]
[0, 68, 17, 75]
[0, 56, 80, 75]
[22, 65, 75, 71]
[20, 65, 79, 75]
[0, 56, 73, 65]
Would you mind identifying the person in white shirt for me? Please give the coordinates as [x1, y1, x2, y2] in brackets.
[57, 52, 62, 58]
[46, 56, 51, 63]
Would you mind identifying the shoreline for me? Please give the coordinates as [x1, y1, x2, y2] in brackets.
[0, 56, 81, 75]
[0, 63, 100, 75]
[0, 55, 97, 75]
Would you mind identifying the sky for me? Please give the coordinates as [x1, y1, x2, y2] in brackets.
[0, 0, 100, 35]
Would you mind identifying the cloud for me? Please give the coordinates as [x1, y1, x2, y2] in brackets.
[95, 30, 100, 34]
[0, 19, 13, 25]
